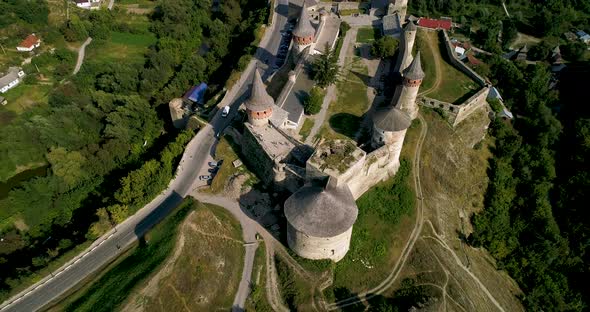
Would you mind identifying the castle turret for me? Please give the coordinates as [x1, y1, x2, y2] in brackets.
[245, 70, 274, 126]
[284, 179, 358, 262]
[371, 106, 411, 148]
[400, 22, 417, 70]
[292, 1, 315, 53]
[397, 51, 424, 119]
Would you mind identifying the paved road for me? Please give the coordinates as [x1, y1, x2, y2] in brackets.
[73, 37, 93, 75]
[0, 0, 288, 310]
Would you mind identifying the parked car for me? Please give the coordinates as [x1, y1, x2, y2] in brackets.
[208, 167, 218, 173]
[208, 161, 218, 167]
[199, 175, 212, 181]
[221, 105, 230, 117]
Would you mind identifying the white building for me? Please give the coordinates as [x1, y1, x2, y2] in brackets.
[16, 34, 41, 52]
[74, 0, 101, 10]
[0, 67, 25, 93]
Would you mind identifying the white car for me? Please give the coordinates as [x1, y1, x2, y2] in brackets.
[221, 106, 230, 117]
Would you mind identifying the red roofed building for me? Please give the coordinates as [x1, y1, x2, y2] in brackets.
[418, 18, 452, 30]
[17, 34, 41, 52]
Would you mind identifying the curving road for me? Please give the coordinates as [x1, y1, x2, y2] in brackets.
[73, 37, 93, 75]
[0, 0, 288, 310]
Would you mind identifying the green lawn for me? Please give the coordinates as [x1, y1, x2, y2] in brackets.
[55, 198, 197, 312]
[339, 9, 360, 16]
[356, 27, 379, 43]
[87, 31, 156, 65]
[326, 60, 369, 139]
[416, 30, 480, 104]
[329, 159, 415, 294]
[299, 118, 314, 141]
[2, 83, 52, 113]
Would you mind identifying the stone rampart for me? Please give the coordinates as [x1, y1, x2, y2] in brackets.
[440, 30, 486, 86]
[241, 126, 277, 186]
[420, 85, 490, 126]
[287, 223, 353, 262]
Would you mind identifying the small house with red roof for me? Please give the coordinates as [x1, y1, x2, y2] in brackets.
[417, 18, 452, 30]
[17, 34, 41, 52]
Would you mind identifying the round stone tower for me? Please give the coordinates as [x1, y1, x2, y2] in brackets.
[284, 179, 358, 262]
[292, 1, 315, 53]
[244, 69, 274, 126]
[371, 106, 412, 150]
[400, 21, 418, 70]
[398, 51, 424, 119]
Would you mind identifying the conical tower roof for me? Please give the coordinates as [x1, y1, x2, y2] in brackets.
[373, 106, 411, 132]
[244, 69, 274, 111]
[403, 51, 425, 81]
[284, 181, 358, 237]
[405, 21, 417, 32]
[293, 1, 315, 39]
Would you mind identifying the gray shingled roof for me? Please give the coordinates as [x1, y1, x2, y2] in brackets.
[284, 181, 358, 237]
[373, 106, 411, 132]
[0, 67, 22, 89]
[405, 21, 417, 32]
[403, 51, 425, 80]
[245, 69, 275, 111]
[293, 2, 315, 39]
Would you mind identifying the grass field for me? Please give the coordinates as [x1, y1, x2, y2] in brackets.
[54, 198, 197, 312]
[299, 118, 314, 141]
[245, 242, 273, 311]
[416, 30, 480, 104]
[356, 27, 379, 43]
[86, 31, 156, 65]
[122, 203, 244, 311]
[210, 135, 258, 194]
[324, 58, 370, 140]
[275, 255, 315, 310]
[329, 158, 416, 293]
[2, 84, 52, 113]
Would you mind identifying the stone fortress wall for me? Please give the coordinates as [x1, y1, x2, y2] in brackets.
[287, 223, 353, 262]
[238, 6, 424, 262]
[418, 29, 491, 127]
[420, 86, 490, 127]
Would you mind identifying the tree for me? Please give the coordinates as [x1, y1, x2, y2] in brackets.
[371, 36, 399, 58]
[311, 43, 339, 88]
[528, 41, 552, 61]
[107, 204, 129, 224]
[304, 87, 324, 115]
[562, 42, 585, 62]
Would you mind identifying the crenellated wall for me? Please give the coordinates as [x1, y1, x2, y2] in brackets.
[420, 86, 490, 126]
[440, 30, 486, 87]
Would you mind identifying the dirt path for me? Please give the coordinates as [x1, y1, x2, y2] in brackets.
[423, 220, 506, 311]
[72, 37, 92, 75]
[329, 113, 428, 310]
[305, 27, 357, 144]
[419, 33, 443, 97]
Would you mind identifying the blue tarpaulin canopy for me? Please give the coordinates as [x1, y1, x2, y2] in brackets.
[186, 82, 207, 104]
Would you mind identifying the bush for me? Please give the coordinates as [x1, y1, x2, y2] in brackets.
[303, 87, 324, 115]
[371, 36, 398, 58]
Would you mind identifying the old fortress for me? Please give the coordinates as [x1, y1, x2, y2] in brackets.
[172, 0, 423, 262]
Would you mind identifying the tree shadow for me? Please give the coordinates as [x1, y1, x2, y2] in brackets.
[329, 113, 363, 139]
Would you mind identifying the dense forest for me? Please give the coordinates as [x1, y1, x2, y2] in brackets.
[0, 0, 268, 301]
[407, 0, 590, 310]
[467, 20, 589, 312]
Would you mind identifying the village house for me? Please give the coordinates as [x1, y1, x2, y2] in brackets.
[0, 67, 25, 93]
[576, 30, 590, 44]
[16, 34, 41, 52]
[417, 18, 452, 30]
[74, 0, 101, 10]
